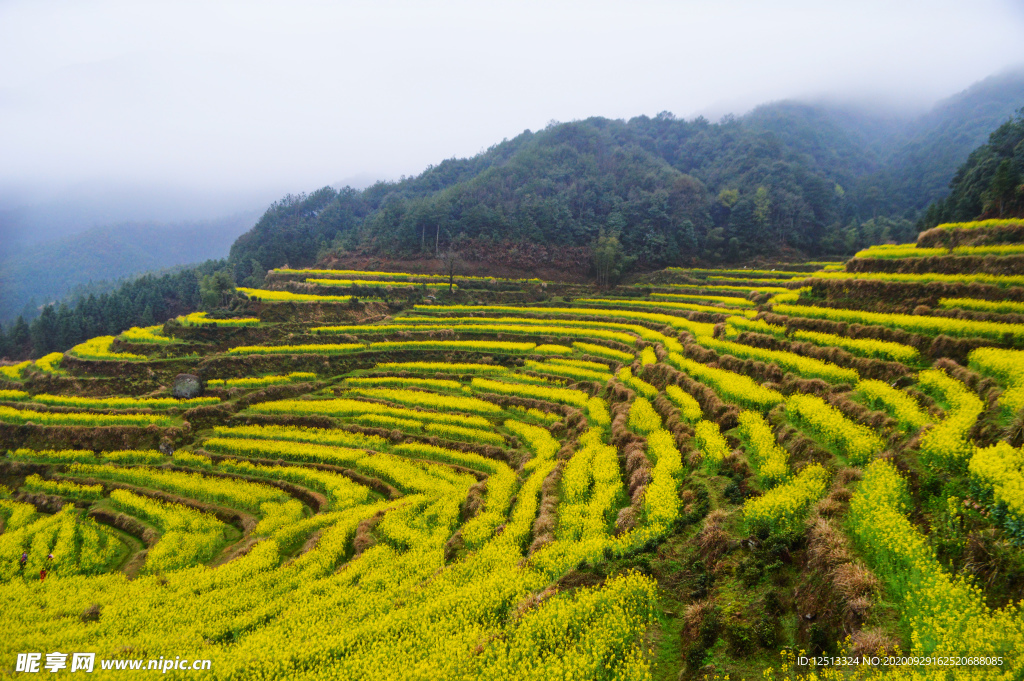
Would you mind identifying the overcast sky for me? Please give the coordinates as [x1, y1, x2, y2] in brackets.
[3, 0, 1024, 208]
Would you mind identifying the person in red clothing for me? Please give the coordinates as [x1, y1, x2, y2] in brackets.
[40, 568, 46, 582]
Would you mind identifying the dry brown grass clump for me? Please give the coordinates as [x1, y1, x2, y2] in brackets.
[851, 628, 900, 657]
[806, 518, 851, 571]
[833, 562, 880, 601]
[681, 598, 717, 641]
[696, 510, 731, 564]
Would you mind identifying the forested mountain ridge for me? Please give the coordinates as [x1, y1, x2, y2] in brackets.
[919, 108, 1024, 226]
[228, 69, 1024, 285]
[3, 70, 1024, 363]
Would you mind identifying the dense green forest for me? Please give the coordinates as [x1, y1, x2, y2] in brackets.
[3, 72, 1024, 362]
[228, 72, 1024, 284]
[919, 112, 1024, 226]
[0, 263, 222, 361]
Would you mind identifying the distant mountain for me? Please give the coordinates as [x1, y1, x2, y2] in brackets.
[0, 211, 259, 323]
[227, 71, 1024, 280]
[852, 68, 1024, 217]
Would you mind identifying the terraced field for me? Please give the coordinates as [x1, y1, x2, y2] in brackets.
[2, 220, 1024, 679]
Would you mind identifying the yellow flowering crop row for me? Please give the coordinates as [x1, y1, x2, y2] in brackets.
[668, 267, 810, 278]
[469, 572, 658, 680]
[109, 489, 229, 573]
[648, 282, 789, 293]
[237, 287, 358, 302]
[471, 377, 590, 408]
[508, 404, 562, 424]
[535, 344, 573, 355]
[29, 393, 219, 410]
[228, 342, 364, 355]
[393, 442, 505, 475]
[810, 270, 1024, 288]
[643, 428, 683, 526]
[786, 394, 884, 465]
[617, 367, 658, 399]
[544, 356, 612, 371]
[177, 311, 260, 326]
[967, 442, 1024, 542]
[316, 322, 638, 346]
[744, 464, 828, 537]
[0, 405, 176, 428]
[203, 436, 368, 466]
[639, 346, 657, 366]
[558, 428, 624, 542]
[215, 459, 373, 511]
[855, 242, 1024, 259]
[571, 342, 633, 362]
[767, 288, 806, 305]
[307, 278, 454, 289]
[523, 359, 610, 383]
[649, 292, 755, 307]
[21, 475, 104, 500]
[856, 379, 933, 432]
[665, 384, 702, 423]
[776, 303, 1024, 342]
[0, 360, 32, 381]
[34, 352, 65, 375]
[667, 352, 785, 412]
[792, 329, 920, 363]
[695, 420, 730, 471]
[8, 448, 97, 464]
[104, 449, 168, 464]
[374, 361, 509, 374]
[422, 422, 506, 446]
[850, 459, 1024, 667]
[935, 218, 1024, 230]
[0, 506, 121, 581]
[399, 313, 685, 353]
[65, 463, 291, 513]
[276, 267, 542, 284]
[0, 500, 37, 532]
[69, 336, 146, 361]
[576, 297, 758, 318]
[725, 316, 786, 338]
[172, 451, 212, 468]
[211, 424, 387, 450]
[708, 276, 803, 285]
[414, 304, 715, 338]
[736, 411, 789, 484]
[504, 420, 560, 462]
[247, 397, 492, 427]
[460, 464, 518, 548]
[207, 432, 474, 499]
[207, 372, 317, 388]
[369, 340, 539, 354]
[0, 390, 27, 401]
[968, 346, 1024, 414]
[587, 397, 611, 427]
[627, 397, 662, 435]
[342, 386, 503, 415]
[119, 325, 175, 343]
[697, 335, 860, 383]
[917, 369, 984, 464]
[940, 297, 1024, 315]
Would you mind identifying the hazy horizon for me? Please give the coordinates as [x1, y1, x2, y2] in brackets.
[3, 0, 1024, 244]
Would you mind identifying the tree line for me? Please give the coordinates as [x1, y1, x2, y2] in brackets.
[0, 263, 224, 362]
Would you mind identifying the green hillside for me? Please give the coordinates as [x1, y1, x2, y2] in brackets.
[228, 71, 1024, 285]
